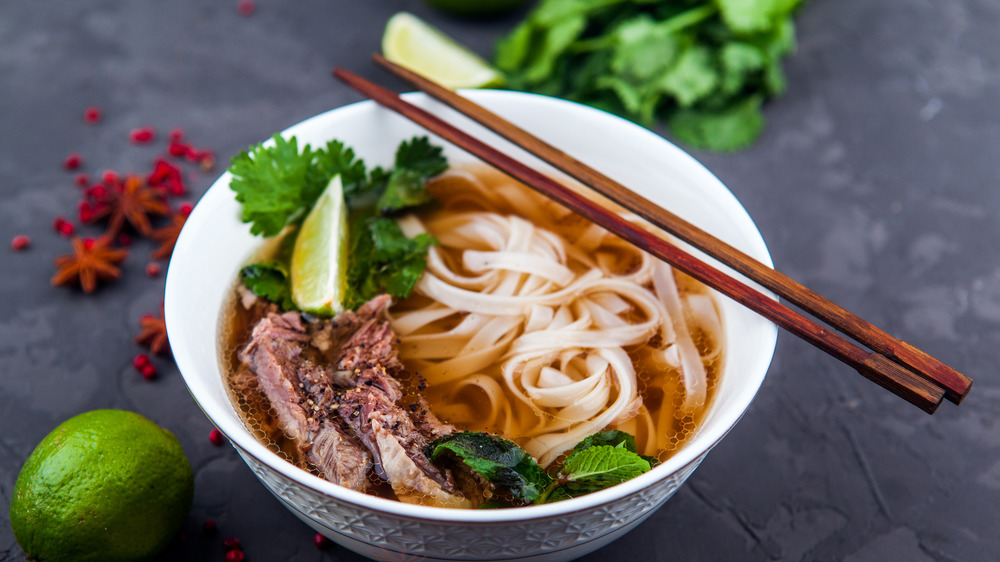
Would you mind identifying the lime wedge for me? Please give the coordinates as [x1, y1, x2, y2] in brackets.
[382, 12, 505, 89]
[290, 175, 349, 316]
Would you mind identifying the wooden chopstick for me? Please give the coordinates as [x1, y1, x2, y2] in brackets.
[332, 67, 946, 413]
[369, 53, 973, 406]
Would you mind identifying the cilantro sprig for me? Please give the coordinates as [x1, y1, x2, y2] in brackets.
[230, 135, 447, 311]
[495, 0, 804, 151]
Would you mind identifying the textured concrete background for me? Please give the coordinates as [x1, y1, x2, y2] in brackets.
[2, 0, 999, 560]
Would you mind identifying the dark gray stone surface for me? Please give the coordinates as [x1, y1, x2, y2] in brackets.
[1, 0, 998, 560]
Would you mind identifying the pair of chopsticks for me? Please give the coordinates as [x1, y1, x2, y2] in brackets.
[331, 55, 972, 414]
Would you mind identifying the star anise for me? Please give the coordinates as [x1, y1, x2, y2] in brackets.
[92, 174, 171, 236]
[151, 211, 187, 260]
[51, 236, 129, 293]
[136, 304, 170, 355]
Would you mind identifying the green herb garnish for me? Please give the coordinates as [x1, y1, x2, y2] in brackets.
[230, 135, 447, 312]
[427, 429, 655, 505]
[240, 262, 296, 311]
[494, 0, 803, 151]
[428, 432, 553, 502]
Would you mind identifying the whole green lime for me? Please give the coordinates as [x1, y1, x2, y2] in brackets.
[422, 0, 531, 18]
[10, 409, 194, 562]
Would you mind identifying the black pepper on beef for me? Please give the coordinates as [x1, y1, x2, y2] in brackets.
[237, 294, 472, 508]
[238, 312, 371, 492]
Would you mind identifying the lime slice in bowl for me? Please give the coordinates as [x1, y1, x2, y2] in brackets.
[382, 12, 505, 89]
[291, 174, 349, 315]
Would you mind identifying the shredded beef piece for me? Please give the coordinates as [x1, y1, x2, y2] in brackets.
[238, 312, 371, 491]
[237, 294, 474, 507]
[335, 313, 470, 508]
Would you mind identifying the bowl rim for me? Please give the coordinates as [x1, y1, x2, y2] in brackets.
[166, 89, 777, 524]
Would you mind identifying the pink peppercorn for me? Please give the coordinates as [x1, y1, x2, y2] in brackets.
[313, 533, 331, 549]
[225, 550, 245, 562]
[222, 537, 241, 551]
[129, 127, 155, 144]
[141, 364, 157, 380]
[83, 106, 102, 124]
[10, 235, 31, 251]
[210, 429, 225, 446]
[133, 354, 150, 370]
[63, 153, 82, 171]
[237, 0, 256, 16]
[145, 263, 162, 277]
[74, 173, 90, 187]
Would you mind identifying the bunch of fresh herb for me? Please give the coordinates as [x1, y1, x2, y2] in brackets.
[428, 429, 657, 506]
[494, 0, 804, 151]
[230, 135, 446, 311]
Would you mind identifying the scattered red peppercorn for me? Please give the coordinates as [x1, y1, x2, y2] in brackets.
[53, 217, 75, 237]
[102, 170, 120, 186]
[78, 201, 95, 224]
[202, 519, 218, 535]
[133, 353, 150, 370]
[222, 537, 241, 551]
[83, 106, 102, 124]
[313, 533, 331, 549]
[167, 141, 191, 158]
[63, 153, 83, 171]
[11, 235, 31, 251]
[209, 429, 225, 446]
[74, 173, 90, 187]
[82, 237, 96, 250]
[237, 0, 256, 16]
[169, 127, 185, 142]
[178, 202, 194, 216]
[225, 550, 245, 562]
[145, 262, 162, 277]
[129, 127, 156, 144]
[141, 363, 157, 380]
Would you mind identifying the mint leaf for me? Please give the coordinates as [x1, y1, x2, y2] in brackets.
[571, 430, 638, 453]
[240, 262, 296, 311]
[539, 444, 651, 502]
[428, 432, 552, 502]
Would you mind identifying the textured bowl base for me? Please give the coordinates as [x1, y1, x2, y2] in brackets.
[238, 446, 704, 561]
[286, 495, 661, 562]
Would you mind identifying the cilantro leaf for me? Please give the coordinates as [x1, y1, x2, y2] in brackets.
[229, 135, 368, 237]
[394, 136, 448, 178]
[376, 137, 447, 214]
[494, 0, 807, 151]
[229, 135, 317, 237]
[345, 217, 436, 309]
[668, 95, 765, 152]
[240, 262, 296, 311]
[428, 432, 553, 502]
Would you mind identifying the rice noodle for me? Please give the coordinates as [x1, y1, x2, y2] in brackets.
[389, 168, 722, 467]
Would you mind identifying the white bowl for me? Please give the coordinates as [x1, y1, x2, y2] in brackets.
[165, 91, 777, 561]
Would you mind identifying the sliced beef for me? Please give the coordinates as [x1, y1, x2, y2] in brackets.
[335, 315, 471, 508]
[237, 294, 474, 507]
[238, 312, 371, 491]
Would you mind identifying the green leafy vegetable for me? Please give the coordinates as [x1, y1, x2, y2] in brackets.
[231, 135, 447, 311]
[427, 429, 655, 505]
[428, 432, 553, 502]
[377, 137, 448, 214]
[345, 217, 437, 309]
[240, 262, 296, 311]
[229, 135, 366, 236]
[494, 0, 806, 151]
[538, 443, 651, 503]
